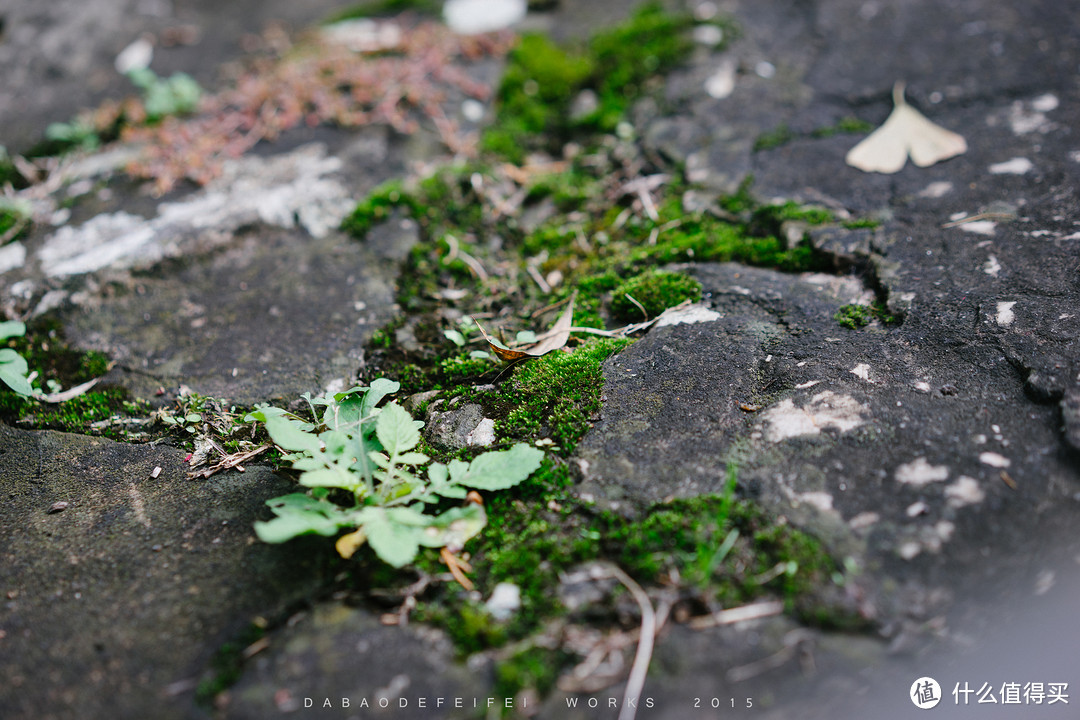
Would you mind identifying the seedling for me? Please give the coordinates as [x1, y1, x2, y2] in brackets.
[249, 379, 543, 576]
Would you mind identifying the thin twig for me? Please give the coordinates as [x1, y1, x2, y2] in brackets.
[688, 599, 784, 630]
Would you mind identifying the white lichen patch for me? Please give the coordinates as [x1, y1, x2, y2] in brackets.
[960, 220, 997, 236]
[988, 157, 1034, 175]
[850, 363, 872, 381]
[802, 273, 875, 304]
[848, 512, 880, 531]
[945, 476, 985, 508]
[995, 301, 1016, 326]
[0, 242, 27, 275]
[898, 541, 922, 560]
[1031, 93, 1059, 113]
[792, 491, 835, 514]
[37, 143, 354, 278]
[918, 181, 953, 198]
[759, 391, 869, 443]
[906, 500, 929, 517]
[655, 303, 722, 327]
[895, 457, 949, 486]
[1006, 97, 1057, 135]
[979, 451, 1011, 468]
[704, 57, 736, 99]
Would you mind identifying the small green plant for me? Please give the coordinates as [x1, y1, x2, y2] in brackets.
[0, 197, 32, 244]
[127, 68, 202, 121]
[44, 118, 102, 153]
[0, 321, 34, 396]
[249, 379, 544, 568]
[690, 462, 739, 584]
[610, 268, 702, 321]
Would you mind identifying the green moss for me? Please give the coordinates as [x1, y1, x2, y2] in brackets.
[482, 34, 594, 162]
[341, 180, 413, 239]
[499, 337, 633, 453]
[754, 123, 795, 151]
[0, 198, 31, 243]
[494, 646, 570, 701]
[581, 3, 696, 131]
[195, 622, 265, 706]
[323, 0, 440, 22]
[755, 201, 833, 227]
[835, 301, 898, 330]
[841, 217, 881, 230]
[482, 3, 707, 160]
[610, 269, 702, 321]
[438, 352, 497, 384]
[810, 116, 875, 138]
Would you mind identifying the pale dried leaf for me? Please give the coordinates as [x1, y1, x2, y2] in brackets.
[475, 293, 576, 361]
[846, 82, 967, 174]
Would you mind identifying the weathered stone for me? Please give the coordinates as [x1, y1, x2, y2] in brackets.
[225, 602, 492, 719]
[426, 402, 488, 450]
[0, 425, 327, 719]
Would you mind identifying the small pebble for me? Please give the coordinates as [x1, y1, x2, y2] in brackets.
[48, 501, 69, 514]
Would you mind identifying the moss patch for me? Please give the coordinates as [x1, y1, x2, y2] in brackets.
[498, 337, 633, 453]
[835, 301, 898, 330]
[610, 269, 702, 322]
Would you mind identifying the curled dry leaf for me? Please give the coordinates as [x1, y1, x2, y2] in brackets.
[475, 292, 576, 361]
[846, 82, 967, 174]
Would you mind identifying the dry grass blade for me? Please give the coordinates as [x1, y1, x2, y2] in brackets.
[34, 377, 102, 404]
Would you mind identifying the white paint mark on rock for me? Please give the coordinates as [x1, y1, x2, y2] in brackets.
[655, 303, 722, 327]
[979, 451, 1011, 468]
[984, 255, 1001, 277]
[851, 363, 872, 381]
[960, 220, 997, 236]
[759, 391, 869, 443]
[895, 457, 949, 486]
[945, 476, 984, 508]
[995, 301, 1016, 326]
[989, 157, 1034, 175]
[444, 0, 526, 34]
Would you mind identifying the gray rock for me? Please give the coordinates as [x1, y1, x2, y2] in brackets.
[226, 602, 491, 719]
[0, 425, 326, 719]
[425, 402, 493, 450]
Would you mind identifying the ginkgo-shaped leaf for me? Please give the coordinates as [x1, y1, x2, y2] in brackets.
[846, 82, 967, 174]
